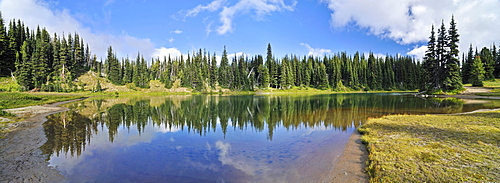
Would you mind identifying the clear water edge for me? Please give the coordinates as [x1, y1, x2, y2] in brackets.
[39, 94, 500, 182]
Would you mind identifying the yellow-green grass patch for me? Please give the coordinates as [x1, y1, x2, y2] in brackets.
[359, 111, 500, 182]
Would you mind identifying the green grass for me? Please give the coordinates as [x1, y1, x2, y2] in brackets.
[483, 79, 500, 88]
[476, 92, 500, 96]
[0, 77, 21, 92]
[359, 111, 500, 182]
[0, 92, 82, 113]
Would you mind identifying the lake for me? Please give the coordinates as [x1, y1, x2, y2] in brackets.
[39, 93, 500, 182]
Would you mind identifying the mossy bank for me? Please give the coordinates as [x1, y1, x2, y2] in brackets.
[359, 110, 500, 182]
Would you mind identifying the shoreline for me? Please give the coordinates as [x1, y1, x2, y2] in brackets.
[2, 98, 88, 132]
[329, 130, 369, 182]
[329, 91, 500, 183]
[1, 91, 498, 182]
[0, 98, 86, 183]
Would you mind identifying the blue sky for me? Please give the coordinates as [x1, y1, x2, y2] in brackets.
[1, 0, 500, 61]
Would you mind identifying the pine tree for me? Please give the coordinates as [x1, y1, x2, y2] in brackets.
[258, 55, 269, 88]
[16, 40, 33, 90]
[317, 62, 329, 89]
[493, 44, 500, 78]
[218, 46, 229, 88]
[266, 43, 279, 88]
[461, 44, 474, 84]
[470, 56, 485, 87]
[32, 27, 50, 89]
[106, 46, 121, 85]
[209, 52, 218, 88]
[367, 53, 378, 90]
[0, 12, 10, 76]
[133, 53, 140, 87]
[122, 58, 133, 83]
[435, 21, 448, 89]
[5, 19, 17, 77]
[443, 15, 462, 91]
[139, 55, 149, 88]
[480, 47, 495, 80]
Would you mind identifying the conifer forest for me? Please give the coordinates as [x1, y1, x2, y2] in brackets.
[1, 13, 499, 93]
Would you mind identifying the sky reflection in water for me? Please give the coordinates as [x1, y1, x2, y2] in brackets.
[41, 94, 500, 182]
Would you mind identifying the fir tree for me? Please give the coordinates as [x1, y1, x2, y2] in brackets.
[470, 56, 485, 87]
[0, 12, 10, 76]
[218, 46, 229, 87]
[494, 44, 500, 78]
[209, 52, 218, 88]
[106, 46, 121, 85]
[443, 15, 462, 91]
[493, 44, 500, 78]
[435, 21, 448, 89]
[16, 40, 33, 90]
[480, 47, 495, 80]
[461, 44, 474, 84]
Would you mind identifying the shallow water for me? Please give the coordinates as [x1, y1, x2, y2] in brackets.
[39, 94, 500, 182]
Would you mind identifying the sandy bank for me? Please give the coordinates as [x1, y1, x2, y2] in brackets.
[0, 98, 85, 183]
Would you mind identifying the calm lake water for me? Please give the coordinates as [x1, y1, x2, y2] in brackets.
[40, 94, 500, 182]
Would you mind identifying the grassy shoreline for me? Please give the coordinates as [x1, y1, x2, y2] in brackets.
[359, 110, 500, 182]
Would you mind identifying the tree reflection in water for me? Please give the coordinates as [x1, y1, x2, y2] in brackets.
[40, 94, 473, 159]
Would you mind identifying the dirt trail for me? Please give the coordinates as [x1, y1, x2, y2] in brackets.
[461, 86, 493, 94]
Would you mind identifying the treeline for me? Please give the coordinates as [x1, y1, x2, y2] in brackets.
[0, 13, 93, 91]
[421, 16, 500, 92]
[1, 12, 500, 92]
[101, 44, 422, 92]
[0, 12, 422, 92]
[462, 44, 500, 86]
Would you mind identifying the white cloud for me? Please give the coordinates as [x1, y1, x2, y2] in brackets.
[407, 45, 427, 60]
[182, 0, 297, 35]
[0, 0, 155, 59]
[152, 47, 182, 59]
[104, 0, 114, 7]
[363, 52, 387, 59]
[215, 141, 259, 176]
[321, 0, 500, 59]
[168, 37, 175, 44]
[227, 52, 249, 60]
[300, 43, 332, 57]
[185, 0, 226, 17]
[170, 29, 183, 34]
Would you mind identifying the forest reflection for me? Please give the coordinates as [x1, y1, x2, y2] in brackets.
[40, 94, 469, 158]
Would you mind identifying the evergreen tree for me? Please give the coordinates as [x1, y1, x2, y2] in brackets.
[258, 55, 269, 88]
[0, 12, 11, 76]
[139, 55, 149, 88]
[218, 46, 230, 87]
[480, 47, 495, 80]
[16, 40, 33, 90]
[209, 52, 218, 88]
[470, 56, 485, 87]
[367, 53, 379, 90]
[316, 62, 329, 89]
[106, 46, 121, 85]
[493, 44, 500, 78]
[443, 16, 462, 91]
[461, 44, 474, 84]
[435, 21, 448, 89]
[122, 58, 133, 83]
[266, 43, 279, 88]
[32, 27, 50, 89]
